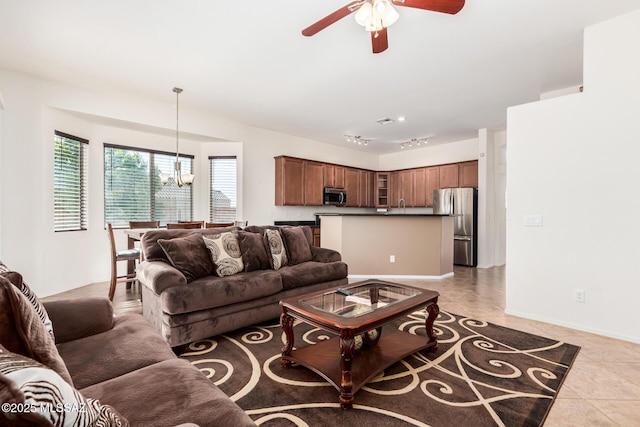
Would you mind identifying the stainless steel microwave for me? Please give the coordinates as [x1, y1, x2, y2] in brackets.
[323, 188, 346, 205]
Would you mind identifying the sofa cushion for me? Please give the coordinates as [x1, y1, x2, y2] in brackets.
[278, 261, 349, 290]
[158, 233, 214, 282]
[141, 227, 238, 263]
[280, 226, 313, 265]
[263, 229, 288, 270]
[0, 344, 128, 427]
[56, 314, 178, 390]
[1, 261, 54, 339]
[203, 232, 244, 277]
[237, 230, 271, 272]
[80, 358, 256, 427]
[160, 270, 283, 315]
[0, 276, 73, 386]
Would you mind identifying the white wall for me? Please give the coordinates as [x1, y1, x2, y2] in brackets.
[506, 9, 640, 343]
[378, 138, 479, 170]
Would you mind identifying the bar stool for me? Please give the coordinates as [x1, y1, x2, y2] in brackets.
[107, 223, 141, 301]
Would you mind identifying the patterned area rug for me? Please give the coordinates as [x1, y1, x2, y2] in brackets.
[179, 311, 580, 426]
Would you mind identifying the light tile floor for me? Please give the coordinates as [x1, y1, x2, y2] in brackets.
[45, 266, 640, 425]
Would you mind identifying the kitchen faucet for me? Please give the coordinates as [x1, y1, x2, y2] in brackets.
[398, 198, 406, 214]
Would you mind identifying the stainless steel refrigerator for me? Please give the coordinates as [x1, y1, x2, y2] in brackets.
[433, 187, 478, 267]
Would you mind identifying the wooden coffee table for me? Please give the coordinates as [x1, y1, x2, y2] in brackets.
[280, 279, 439, 409]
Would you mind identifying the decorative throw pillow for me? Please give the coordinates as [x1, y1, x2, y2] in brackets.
[263, 229, 289, 270]
[0, 261, 54, 340]
[0, 344, 129, 427]
[280, 227, 313, 265]
[157, 234, 214, 282]
[203, 232, 244, 277]
[0, 276, 73, 386]
[237, 231, 271, 272]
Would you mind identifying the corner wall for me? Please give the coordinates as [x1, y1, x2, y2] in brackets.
[506, 9, 640, 343]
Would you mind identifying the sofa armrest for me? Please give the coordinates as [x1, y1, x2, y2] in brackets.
[42, 297, 114, 344]
[310, 246, 342, 263]
[137, 260, 187, 295]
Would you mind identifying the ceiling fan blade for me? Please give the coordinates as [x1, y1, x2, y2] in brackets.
[371, 28, 389, 54]
[302, 1, 363, 37]
[392, 0, 465, 14]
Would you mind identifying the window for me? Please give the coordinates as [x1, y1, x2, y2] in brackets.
[104, 144, 193, 228]
[54, 131, 88, 232]
[209, 156, 237, 222]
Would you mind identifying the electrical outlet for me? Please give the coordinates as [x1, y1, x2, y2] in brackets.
[574, 289, 586, 303]
[389, 255, 395, 263]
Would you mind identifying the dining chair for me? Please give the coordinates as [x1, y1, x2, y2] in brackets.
[167, 221, 203, 229]
[205, 222, 235, 228]
[129, 220, 160, 229]
[107, 223, 141, 301]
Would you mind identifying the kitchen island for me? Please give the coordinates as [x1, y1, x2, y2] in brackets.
[319, 214, 454, 278]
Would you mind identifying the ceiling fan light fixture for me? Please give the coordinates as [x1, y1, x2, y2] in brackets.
[355, 2, 373, 27]
[356, 0, 398, 32]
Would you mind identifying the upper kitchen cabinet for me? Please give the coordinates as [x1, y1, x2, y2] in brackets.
[304, 160, 324, 205]
[375, 172, 389, 207]
[413, 168, 427, 207]
[458, 160, 478, 188]
[274, 156, 323, 206]
[344, 167, 360, 207]
[275, 156, 304, 206]
[358, 170, 375, 208]
[398, 169, 415, 207]
[439, 163, 459, 188]
[323, 164, 346, 189]
[426, 166, 439, 206]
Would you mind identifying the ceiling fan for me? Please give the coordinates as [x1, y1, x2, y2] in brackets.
[302, 0, 465, 54]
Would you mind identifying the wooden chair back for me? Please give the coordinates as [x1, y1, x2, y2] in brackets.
[129, 221, 160, 229]
[167, 221, 203, 229]
[205, 222, 235, 228]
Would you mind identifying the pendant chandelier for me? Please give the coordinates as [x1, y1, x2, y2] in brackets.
[160, 87, 194, 187]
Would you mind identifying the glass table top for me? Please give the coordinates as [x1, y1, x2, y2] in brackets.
[299, 281, 422, 318]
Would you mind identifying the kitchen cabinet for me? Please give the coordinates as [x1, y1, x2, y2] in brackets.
[439, 163, 459, 188]
[426, 166, 439, 207]
[323, 164, 346, 189]
[344, 167, 360, 207]
[304, 161, 324, 206]
[275, 156, 304, 206]
[375, 172, 389, 207]
[275, 156, 323, 206]
[413, 168, 427, 207]
[389, 171, 400, 209]
[398, 169, 415, 207]
[312, 227, 320, 247]
[358, 170, 375, 207]
[458, 160, 478, 188]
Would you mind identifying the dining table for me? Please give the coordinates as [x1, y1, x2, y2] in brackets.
[124, 228, 158, 276]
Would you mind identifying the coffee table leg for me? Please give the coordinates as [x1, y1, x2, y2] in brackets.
[281, 310, 294, 368]
[425, 301, 440, 352]
[339, 333, 355, 409]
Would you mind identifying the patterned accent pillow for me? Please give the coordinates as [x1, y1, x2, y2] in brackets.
[203, 232, 244, 277]
[264, 229, 289, 270]
[0, 344, 129, 426]
[0, 276, 73, 386]
[0, 261, 54, 340]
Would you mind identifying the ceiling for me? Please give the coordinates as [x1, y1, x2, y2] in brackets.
[1, 0, 640, 154]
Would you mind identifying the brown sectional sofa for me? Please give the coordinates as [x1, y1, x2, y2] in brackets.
[138, 225, 349, 348]
[0, 264, 256, 427]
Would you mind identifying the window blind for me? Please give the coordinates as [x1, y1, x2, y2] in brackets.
[104, 145, 193, 227]
[209, 156, 237, 222]
[54, 131, 88, 232]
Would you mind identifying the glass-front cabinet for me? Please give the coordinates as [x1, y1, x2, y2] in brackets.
[375, 172, 389, 207]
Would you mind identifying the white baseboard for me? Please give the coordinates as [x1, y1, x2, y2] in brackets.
[348, 272, 454, 281]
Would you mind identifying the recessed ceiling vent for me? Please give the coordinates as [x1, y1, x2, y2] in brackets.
[375, 117, 395, 125]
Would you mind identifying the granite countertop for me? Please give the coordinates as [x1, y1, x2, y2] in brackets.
[315, 213, 451, 217]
